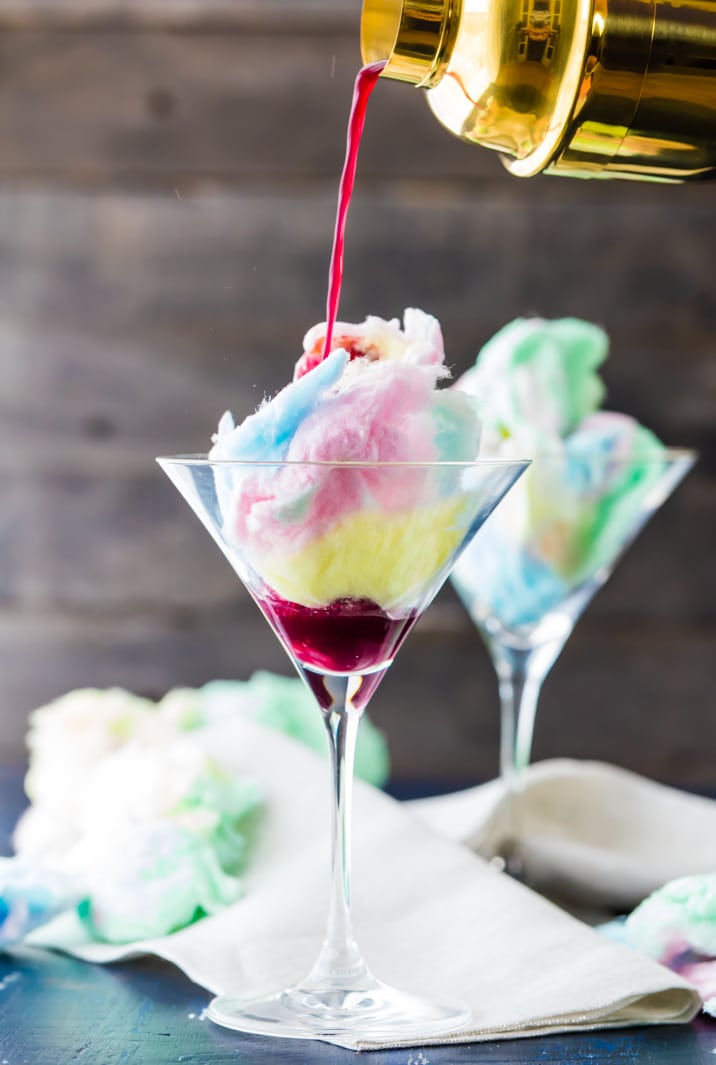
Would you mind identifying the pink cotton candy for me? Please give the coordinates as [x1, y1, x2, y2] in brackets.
[289, 361, 440, 462]
[227, 362, 442, 557]
[211, 308, 482, 592]
[287, 362, 440, 529]
[679, 960, 716, 1002]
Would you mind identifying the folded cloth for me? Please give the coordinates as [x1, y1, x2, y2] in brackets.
[28, 724, 698, 1051]
[411, 759, 716, 912]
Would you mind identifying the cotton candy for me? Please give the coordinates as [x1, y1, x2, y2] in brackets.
[458, 317, 608, 446]
[11, 687, 261, 947]
[4, 676, 391, 949]
[627, 874, 716, 960]
[452, 318, 666, 633]
[295, 308, 448, 380]
[625, 874, 716, 1017]
[256, 496, 470, 611]
[211, 349, 348, 464]
[209, 309, 482, 609]
[0, 860, 78, 947]
[78, 821, 243, 944]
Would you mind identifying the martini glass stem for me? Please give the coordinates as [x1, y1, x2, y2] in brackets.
[304, 675, 373, 991]
[487, 640, 561, 878]
[496, 647, 542, 786]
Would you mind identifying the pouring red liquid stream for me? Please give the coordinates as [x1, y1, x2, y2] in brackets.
[322, 61, 386, 360]
[258, 60, 412, 705]
[258, 63, 417, 710]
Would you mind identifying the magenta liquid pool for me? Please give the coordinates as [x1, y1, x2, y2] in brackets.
[258, 592, 417, 674]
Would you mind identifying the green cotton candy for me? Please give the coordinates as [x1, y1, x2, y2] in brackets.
[173, 764, 263, 875]
[79, 821, 243, 944]
[460, 317, 608, 442]
[534, 318, 608, 433]
[566, 421, 667, 583]
[627, 873, 716, 960]
[200, 674, 391, 788]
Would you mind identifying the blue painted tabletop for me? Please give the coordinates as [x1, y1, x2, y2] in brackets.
[1, 767, 715, 1064]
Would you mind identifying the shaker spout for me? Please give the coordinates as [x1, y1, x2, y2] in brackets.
[361, 0, 459, 88]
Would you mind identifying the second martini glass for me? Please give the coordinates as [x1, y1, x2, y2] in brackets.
[451, 447, 695, 879]
[158, 455, 527, 1043]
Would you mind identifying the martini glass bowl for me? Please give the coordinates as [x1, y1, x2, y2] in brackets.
[450, 447, 695, 879]
[157, 455, 528, 1043]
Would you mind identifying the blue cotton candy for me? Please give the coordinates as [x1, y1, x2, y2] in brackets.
[0, 859, 78, 947]
[432, 389, 483, 463]
[453, 531, 570, 631]
[565, 414, 663, 495]
[211, 349, 348, 462]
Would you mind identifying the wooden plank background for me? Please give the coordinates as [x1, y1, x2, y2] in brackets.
[1, 0, 714, 784]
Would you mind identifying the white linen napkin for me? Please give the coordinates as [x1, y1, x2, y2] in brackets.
[411, 759, 716, 912]
[29, 723, 699, 1051]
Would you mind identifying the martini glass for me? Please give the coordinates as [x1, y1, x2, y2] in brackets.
[157, 455, 528, 1042]
[450, 447, 695, 879]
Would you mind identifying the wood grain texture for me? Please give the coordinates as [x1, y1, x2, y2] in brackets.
[0, 0, 359, 31]
[0, 5, 713, 781]
[0, 30, 508, 186]
[1, 942, 715, 1064]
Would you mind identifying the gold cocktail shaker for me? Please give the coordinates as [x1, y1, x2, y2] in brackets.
[361, 0, 716, 180]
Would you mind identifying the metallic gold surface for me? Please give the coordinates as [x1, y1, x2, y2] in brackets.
[544, 0, 716, 178]
[362, 0, 716, 179]
[361, 0, 462, 87]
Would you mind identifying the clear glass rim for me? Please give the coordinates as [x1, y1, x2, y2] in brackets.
[497, 447, 698, 464]
[156, 448, 696, 468]
[156, 454, 532, 469]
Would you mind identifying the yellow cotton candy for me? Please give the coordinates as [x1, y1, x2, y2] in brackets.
[259, 499, 468, 610]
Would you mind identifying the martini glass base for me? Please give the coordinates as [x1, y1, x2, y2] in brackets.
[207, 979, 471, 1042]
[489, 839, 528, 883]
